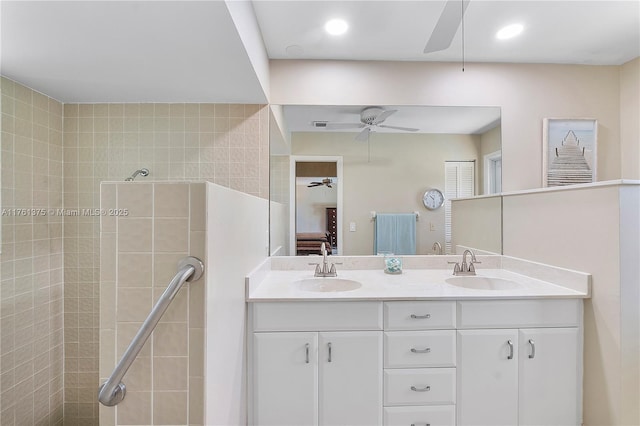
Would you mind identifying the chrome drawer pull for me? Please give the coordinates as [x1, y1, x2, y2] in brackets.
[411, 424, 431, 426]
[507, 339, 514, 360]
[410, 347, 431, 354]
[410, 385, 431, 392]
[328, 342, 332, 362]
[305, 343, 310, 364]
[410, 314, 431, 319]
[528, 339, 536, 359]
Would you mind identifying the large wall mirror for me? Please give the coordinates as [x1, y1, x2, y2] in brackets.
[269, 105, 502, 257]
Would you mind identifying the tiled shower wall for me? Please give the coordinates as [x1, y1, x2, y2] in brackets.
[62, 103, 269, 424]
[0, 77, 65, 425]
[99, 182, 206, 425]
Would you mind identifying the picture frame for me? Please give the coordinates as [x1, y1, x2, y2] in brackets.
[542, 118, 598, 187]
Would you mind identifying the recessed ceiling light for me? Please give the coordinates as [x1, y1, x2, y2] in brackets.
[325, 19, 349, 36]
[496, 23, 524, 40]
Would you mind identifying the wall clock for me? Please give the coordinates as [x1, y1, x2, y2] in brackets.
[423, 189, 445, 210]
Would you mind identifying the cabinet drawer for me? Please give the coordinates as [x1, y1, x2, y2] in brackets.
[384, 406, 455, 426]
[457, 299, 581, 329]
[384, 368, 456, 406]
[252, 302, 383, 331]
[385, 302, 456, 330]
[385, 331, 456, 368]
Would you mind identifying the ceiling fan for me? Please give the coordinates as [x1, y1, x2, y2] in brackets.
[307, 178, 333, 188]
[424, 0, 470, 54]
[325, 106, 419, 142]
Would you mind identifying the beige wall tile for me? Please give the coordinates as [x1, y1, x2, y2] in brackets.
[117, 183, 153, 217]
[153, 356, 188, 391]
[117, 253, 152, 287]
[154, 183, 189, 218]
[116, 288, 151, 322]
[116, 391, 151, 425]
[153, 322, 188, 356]
[1, 78, 65, 425]
[153, 391, 187, 425]
[117, 218, 152, 253]
[154, 219, 188, 252]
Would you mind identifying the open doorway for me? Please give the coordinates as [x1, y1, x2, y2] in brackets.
[290, 156, 343, 256]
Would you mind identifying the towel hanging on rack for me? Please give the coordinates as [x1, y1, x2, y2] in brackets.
[373, 213, 417, 255]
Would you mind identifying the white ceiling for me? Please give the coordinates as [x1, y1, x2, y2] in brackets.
[1, 1, 638, 103]
[253, 0, 640, 65]
[0, 1, 267, 103]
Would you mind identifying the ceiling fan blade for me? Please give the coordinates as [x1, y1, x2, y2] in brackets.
[378, 124, 420, 132]
[371, 109, 397, 125]
[324, 122, 365, 130]
[423, 0, 470, 54]
[354, 127, 371, 142]
[307, 182, 322, 187]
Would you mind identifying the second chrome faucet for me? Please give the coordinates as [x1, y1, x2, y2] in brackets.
[449, 249, 481, 276]
[310, 242, 340, 277]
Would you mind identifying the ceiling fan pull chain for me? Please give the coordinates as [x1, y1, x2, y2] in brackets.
[461, 0, 465, 72]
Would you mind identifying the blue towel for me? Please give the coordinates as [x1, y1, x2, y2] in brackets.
[374, 213, 416, 255]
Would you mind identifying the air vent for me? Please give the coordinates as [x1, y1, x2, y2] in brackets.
[312, 121, 328, 128]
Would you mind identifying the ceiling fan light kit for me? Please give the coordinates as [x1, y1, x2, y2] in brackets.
[323, 106, 420, 144]
[307, 178, 334, 188]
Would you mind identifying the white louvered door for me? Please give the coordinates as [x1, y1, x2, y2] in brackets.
[444, 161, 475, 254]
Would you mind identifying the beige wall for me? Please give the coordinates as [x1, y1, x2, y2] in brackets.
[270, 60, 622, 192]
[292, 131, 480, 255]
[478, 125, 502, 193]
[502, 183, 639, 426]
[98, 182, 206, 425]
[62, 102, 269, 424]
[451, 196, 502, 254]
[619, 58, 640, 180]
[0, 77, 65, 425]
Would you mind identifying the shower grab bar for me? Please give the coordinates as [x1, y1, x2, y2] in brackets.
[97, 256, 204, 407]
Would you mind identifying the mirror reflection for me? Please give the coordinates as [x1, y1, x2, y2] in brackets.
[269, 105, 502, 257]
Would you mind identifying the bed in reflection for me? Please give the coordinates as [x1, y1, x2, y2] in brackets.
[296, 232, 332, 256]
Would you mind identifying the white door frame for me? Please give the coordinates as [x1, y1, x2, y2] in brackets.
[484, 150, 502, 195]
[289, 155, 344, 255]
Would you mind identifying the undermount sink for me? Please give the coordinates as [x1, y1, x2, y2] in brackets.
[445, 276, 521, 290]
[293, 278, 362, 293]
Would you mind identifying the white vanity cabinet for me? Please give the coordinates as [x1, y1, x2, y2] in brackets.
[249, 298, 583, 426]
[456, 300, 582, 426]
[250, 302, 384, 426]
[383, 301, 457, 426]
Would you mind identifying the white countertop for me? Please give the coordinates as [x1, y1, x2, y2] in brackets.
[247, 257, 591, 302]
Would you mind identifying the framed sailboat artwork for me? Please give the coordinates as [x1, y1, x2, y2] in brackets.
[542, 118, 598, 187]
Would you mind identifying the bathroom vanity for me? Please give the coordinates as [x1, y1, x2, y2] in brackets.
[246, 256, 590, 426]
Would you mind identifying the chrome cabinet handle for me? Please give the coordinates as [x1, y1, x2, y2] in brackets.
[528, 339, 536, 359]
[410, 385, 431, 392]
[328, 342, 332, 362]
[507, 340, 514, 360]
[305, 343, 310, 364]
[410, 348, 431, 354]
[411, 424, 431, 426]
[410, 314, 431, 319]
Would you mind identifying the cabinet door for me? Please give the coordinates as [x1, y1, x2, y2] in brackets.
[457, 329, 519, 426]
[253, 332, 318, 426]
[519, 328, 580, 426]
[319, 331, 383, 426]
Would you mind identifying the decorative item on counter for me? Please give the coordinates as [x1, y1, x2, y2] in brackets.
[383, 253, 403, 275]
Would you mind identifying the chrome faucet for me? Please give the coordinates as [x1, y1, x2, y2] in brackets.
[432, 241, 443, 255]
[449, 249, 481, 276]
[309, 242, 339, 277]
